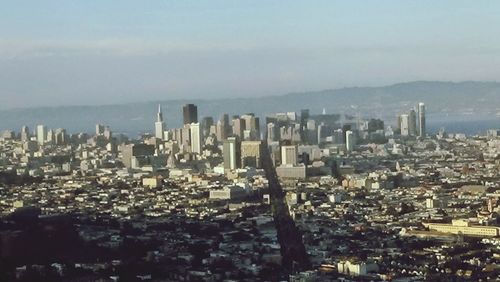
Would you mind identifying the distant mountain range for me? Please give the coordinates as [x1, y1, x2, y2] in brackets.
[1, 81, 499, 136]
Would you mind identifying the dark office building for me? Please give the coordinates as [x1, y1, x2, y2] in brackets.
[221, 113, 230, 134]
[201, 116, 214, 136]
[300, 109, 310, 142]
[368, 118, 384, 133]
[183, 104, 198, 125]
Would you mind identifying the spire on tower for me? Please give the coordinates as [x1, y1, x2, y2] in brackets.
[157, 104, 163, 122]
[154, 104, 166, 140]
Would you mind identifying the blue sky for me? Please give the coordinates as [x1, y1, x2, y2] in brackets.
[0, 1, 499, 109]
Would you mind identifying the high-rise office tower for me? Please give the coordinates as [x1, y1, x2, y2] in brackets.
[183, 104, 198, 125]
[300, 109, 309, 142]
[241, 114, 254, 130]
[408, 109, 417, 136]
[317, 124, 325, 144]
[46, 129, 55, 144]
[241, 113, 260, 140]
[279, 124, 301, 142]
[396, 114, 402, 133]
[342, 125, 352, 144]
[209, 124, 217, 136]
[171, 128, 181, 143]
[181, 125, 191, 150]
[345, 130, 355, 152]
[216, 114, 230, 141]
[418, 102, 426, 137]
[104, 126, 112, 139]
[232, 116, 246, 138]
[254, 117, 261, 139]
[267, 122, 278, 142]
[20, 126, 29, 141]
[241, 140, 263, 168]
[201, 117, 214, 137]
[221, 113, 230, 136]
[367, 119, 384, 133]
[292, 124, 301, 143]
[216, 120, 225, 142]
[36, 124, 47, 145]
[281, 145, 298, 166]
[400, 114, 410, 136]
[96, 124, 105, 136]
[223, 137, 240, 170]
[190, 123, 202, 154]
[279, 126, 292, 141]
[121, 144, 155, 168]
[332, 129, 344, 144]
[306, 119, 318, 144]
[317, 123, 332, 144]
[155, 104, 166, 140]
[54, 128, 66, 145]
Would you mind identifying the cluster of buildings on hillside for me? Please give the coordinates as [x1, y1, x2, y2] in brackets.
[1, 102, 500, 281]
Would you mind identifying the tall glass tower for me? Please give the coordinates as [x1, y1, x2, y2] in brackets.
[418, 102, 426, 138]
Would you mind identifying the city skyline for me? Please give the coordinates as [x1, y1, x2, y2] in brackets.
[1, 2, 500, 281]
[1, 97, 499, 280]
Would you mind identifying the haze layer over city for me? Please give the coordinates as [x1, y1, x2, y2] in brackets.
[0, 1, 499, 281]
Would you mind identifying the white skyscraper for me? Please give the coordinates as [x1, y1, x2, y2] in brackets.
[155, 104, 166, 140]
[95, 124, 105, 136]
[46, 129, 55, 144]
[281, 145, 298, 166]
[223, 137, 240, 170]
[267, 122, 277, 142]
[346, 130, 355, 152]
[21, 126, 29, 141]
[400, 114, 410, 136]
[36, 124, 47, 145]
[418, 102, 426, 137]
[190, 123, 202, 154]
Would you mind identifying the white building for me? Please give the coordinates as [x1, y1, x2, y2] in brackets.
[337, 260, 374, 276]
[267, 122, 277, 142]
[209, 186, 247, 200]
[281, 145, 298, 165]
[345, 130, 355, 152]
[36, 124, 47, 145]
[190, 123, 202, 154]
[400, 114, 410, 136]
[276, 164, 306, 179]
[154, 104, 166, 140]
[223, 137, 239, 170]
[426, 198, 439, 209]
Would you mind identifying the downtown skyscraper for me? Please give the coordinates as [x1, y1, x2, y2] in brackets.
[155, 104, 166, 140]
[183, 104, 198, 125]
[418, 102, 426, 137]
[223, 136, 240, 170]
[36, 124, 47, 145]
[190, 122, 202, 154]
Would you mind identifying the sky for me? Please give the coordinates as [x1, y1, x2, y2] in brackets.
[0, 1, 499, 110]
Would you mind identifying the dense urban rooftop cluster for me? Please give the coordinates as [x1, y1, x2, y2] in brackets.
[0, 102, 499, 281]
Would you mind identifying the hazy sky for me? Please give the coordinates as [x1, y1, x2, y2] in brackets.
[0, 1, 499, 109]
